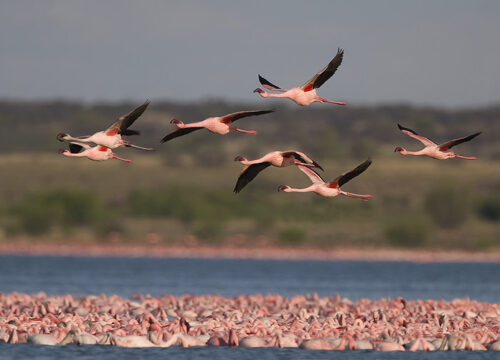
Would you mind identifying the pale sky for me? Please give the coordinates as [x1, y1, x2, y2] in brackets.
[1, 0, 499, 107]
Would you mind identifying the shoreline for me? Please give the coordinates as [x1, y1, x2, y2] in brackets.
[0, 242, 499, 263]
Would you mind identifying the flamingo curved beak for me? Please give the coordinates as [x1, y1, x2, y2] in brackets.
[278, 185, 288, 192]
[253, 88, 264, 94]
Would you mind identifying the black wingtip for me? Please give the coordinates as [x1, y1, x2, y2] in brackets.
[121, 129, 140, 136]
[313, 161, 324, 171]
[397, 123, 417, 135]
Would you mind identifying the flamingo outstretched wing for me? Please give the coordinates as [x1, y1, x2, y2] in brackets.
[105, 100, 150, 136]
[282, 151, 324, 171]
[258, 75, 285, 92]
[397, 124, 436, 147]
[160, 127, 204, 143]
[68, 141, 91, 153]
[438, 132, 481, 151]
[301, 48, 344, 92]
[233, 162, 272, 193]
[297, 165, 325, 184]
[327, 159, 372, 188]
[220, 109, 274, 124]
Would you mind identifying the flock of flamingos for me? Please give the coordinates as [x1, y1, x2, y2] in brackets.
[57, 47, 481, 199]
[2, 49, 496, 352]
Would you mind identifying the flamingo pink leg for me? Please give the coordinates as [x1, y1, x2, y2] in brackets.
[319, 97, 347, 105]
[230, 127, 257, 135]
[112, 155, 132, 163]
[454, 155, 477, 160]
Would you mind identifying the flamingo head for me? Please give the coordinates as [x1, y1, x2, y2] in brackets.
[253, 88, 264, 94]
[233, 156, 246, 162]
[394, 147, 405, 153]
[57, 133, 68, 142]
[278, 185, 290, 192]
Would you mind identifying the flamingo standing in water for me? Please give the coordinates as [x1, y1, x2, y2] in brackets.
[59, 142, 131, 163]
[395, 124, 481, 160]
[278, 159, 372, 201]
[57, 101, 152, 150]
[160, 110, 273, 143]
[253, 48, 346, 106]
[233, 150, 323, 193]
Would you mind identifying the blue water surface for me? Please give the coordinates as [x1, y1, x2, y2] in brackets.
[0, 255, 499, 359]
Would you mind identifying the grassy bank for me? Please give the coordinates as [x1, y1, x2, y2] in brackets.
[0, 154, 498, 251]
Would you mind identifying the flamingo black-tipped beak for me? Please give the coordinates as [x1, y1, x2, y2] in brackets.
[234, 156, 244, 162]
[170, 119, 180, 124]
[313, 161, 324, 171]
[57, 133, 67, 142]
[58, 149, 67, 154]
[278, 185, 288, 192]
[394, 147, 403, 152]
[253, 88, 263, 94]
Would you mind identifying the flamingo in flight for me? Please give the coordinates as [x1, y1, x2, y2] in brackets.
[57, 101, 153, 150]
[278, 159, 372, 201]
[233, 150, 323, 193]
[160, 110, 273, 143]
[395, 124, 481, 160]
[59, 142, 131, 163]
[253, 48, 346, 106]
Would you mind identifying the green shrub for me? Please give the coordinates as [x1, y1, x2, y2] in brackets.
[477, 194, 500, 221]
[277, 227, 306, 246]
[193, 220, 225, 242]
[11, 189, 107, 235]
[424, 184, 469, 228]
[384, 214, 433, 248]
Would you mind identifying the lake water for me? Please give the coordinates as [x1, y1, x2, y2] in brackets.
[0, 255, 499, 359]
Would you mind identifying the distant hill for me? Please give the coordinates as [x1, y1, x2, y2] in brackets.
[0, 100, 497, 160]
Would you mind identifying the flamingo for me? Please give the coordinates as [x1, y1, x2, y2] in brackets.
[233, 150, 323, 193]
[59, 142, 131, 163]
[395, 124, 481, 160]
[57, 101, 152, 150]
[160, 110, 273, 143]
[278, 159, 372, 201]
[253, 48, 346, 106]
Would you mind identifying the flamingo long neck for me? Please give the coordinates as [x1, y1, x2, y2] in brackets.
[285, 185, 316, 193]
[259, 91, 289, 99]
[65, 134, 92, 142]
[400, 149, 425, 156]
[242, 155, 272, 165]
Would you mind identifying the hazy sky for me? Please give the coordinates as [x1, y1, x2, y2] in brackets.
[1, 1, 499, 107]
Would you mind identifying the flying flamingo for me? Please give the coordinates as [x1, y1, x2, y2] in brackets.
[57, 101, 152, 150]
[59, 142, 131, 163]
[160, 110, 273, 143]
[233, 150, 323, 193]
[395, 124, 481, 160]
[278, 159, 372, 201]
[253, 48, 346, 106]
